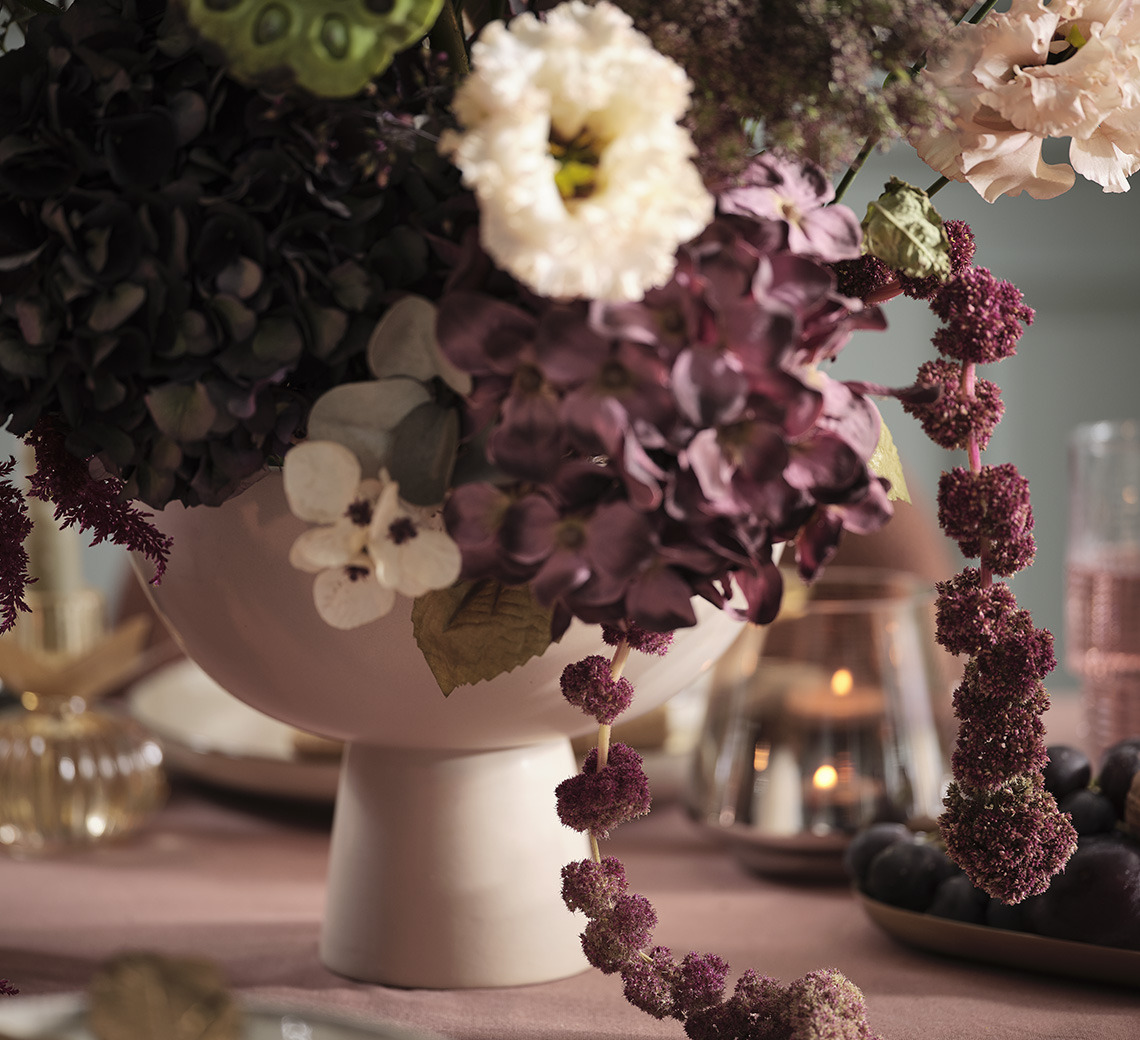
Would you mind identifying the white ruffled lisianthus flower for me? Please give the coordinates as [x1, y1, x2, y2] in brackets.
[913, 0, 1140, 201]
[439, 0, 714, 302]
[282, 440, 461, 629]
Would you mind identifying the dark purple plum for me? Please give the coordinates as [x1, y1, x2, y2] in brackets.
[1042, 744, 1091, 800]
[863, 839, 957, 911]
[1058, 787, 1118, 836]
[1097, 739, 1140, 816]
[1027, 837, 1140, 948]
[843, 822, 911, 889]
[927, 873, 988, 924]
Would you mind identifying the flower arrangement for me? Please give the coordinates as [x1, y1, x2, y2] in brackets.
[1, 0, 1136, 1034]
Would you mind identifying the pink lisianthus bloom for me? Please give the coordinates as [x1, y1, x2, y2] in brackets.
[914, 0, 1140, 201]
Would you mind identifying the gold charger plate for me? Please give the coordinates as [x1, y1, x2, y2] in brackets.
[857, 892, 1140, 987]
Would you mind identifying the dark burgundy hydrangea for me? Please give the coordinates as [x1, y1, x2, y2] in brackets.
[580, 893, 657, 973]
[899, 219, 977, 300]
[0, 0, 466, 513]
[934, 569, 1018, 656]
[940, 777, 1078, 903]
[620, 946, 678, 1019]
[555, 742, 651, 838]
[601, 621, 674, 657]
[560, 655, 635, 725]
[904, 359, 1004, 451]
[930, 267, 1034, 364]
[560, 856, 628, 917]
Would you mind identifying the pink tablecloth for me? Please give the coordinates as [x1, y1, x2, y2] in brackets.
[1, 694, 1138, 1040]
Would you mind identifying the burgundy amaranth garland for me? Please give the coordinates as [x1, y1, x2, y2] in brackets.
[842, 220, 1078, 901]
[555, 622, 883, 1040]
[555, 221, 1080, 1038]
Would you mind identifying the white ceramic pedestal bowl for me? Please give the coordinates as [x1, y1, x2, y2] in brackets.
[140, 472, 744, 988]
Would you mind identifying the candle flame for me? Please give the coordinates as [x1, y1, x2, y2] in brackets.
[812, 763, 839, 791]
[830, 668, 854, 696]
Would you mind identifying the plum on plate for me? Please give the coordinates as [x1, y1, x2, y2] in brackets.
[1027, 837, 1140, 949]
[1043, 745, 1092, 801]
[862, 839, 957, 912]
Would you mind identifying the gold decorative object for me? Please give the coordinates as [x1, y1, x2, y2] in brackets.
[0, 480, 167, 855]
[87, 952, 241, 1040]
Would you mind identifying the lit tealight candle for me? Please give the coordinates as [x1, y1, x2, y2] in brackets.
[784, 667, 885, 723]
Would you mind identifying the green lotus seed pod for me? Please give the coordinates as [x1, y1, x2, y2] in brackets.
[178, 0, 445, 98]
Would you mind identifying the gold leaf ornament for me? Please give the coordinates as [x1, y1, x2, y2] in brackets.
[177, 0, 445, 98]
[862, 177, 951, 281]
[411, 580, 556, 696]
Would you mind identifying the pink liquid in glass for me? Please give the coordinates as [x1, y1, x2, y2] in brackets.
[1065, 551, 1140, 760]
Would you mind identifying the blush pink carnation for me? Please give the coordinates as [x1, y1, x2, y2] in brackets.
[914, 0, 1140, 200]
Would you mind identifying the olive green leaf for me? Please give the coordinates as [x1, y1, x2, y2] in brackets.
[412, 580, 555, 696]
[869, 418, 910, 503]
[862, 178, 950, 281]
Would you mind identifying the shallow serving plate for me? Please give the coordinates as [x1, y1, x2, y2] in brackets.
[125, 659, 342, 802]
[0, 993, 436, 1040]
[857, 891, 1140, 988]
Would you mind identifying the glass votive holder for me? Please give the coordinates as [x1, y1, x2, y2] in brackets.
[0, 691, 167, 855]
[687, 567, 954, 881]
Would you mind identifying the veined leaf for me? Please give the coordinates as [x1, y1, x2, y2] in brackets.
[412, 580, 555, 695]
[862, 178, 950, 281]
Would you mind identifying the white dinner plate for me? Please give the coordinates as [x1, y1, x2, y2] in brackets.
[0, 993, 438, 1040]
[125, 659, 342, 802]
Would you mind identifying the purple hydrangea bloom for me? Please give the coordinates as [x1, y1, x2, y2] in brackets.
[560, 655, 635, 725]
[560, 856, 628, 917]
[718, 155, 863, 262]
[436, 162, 895, 636]
[581, 893, 657, 974]
[555, 742, 651, 838]
[940, 778, 1078, 904]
